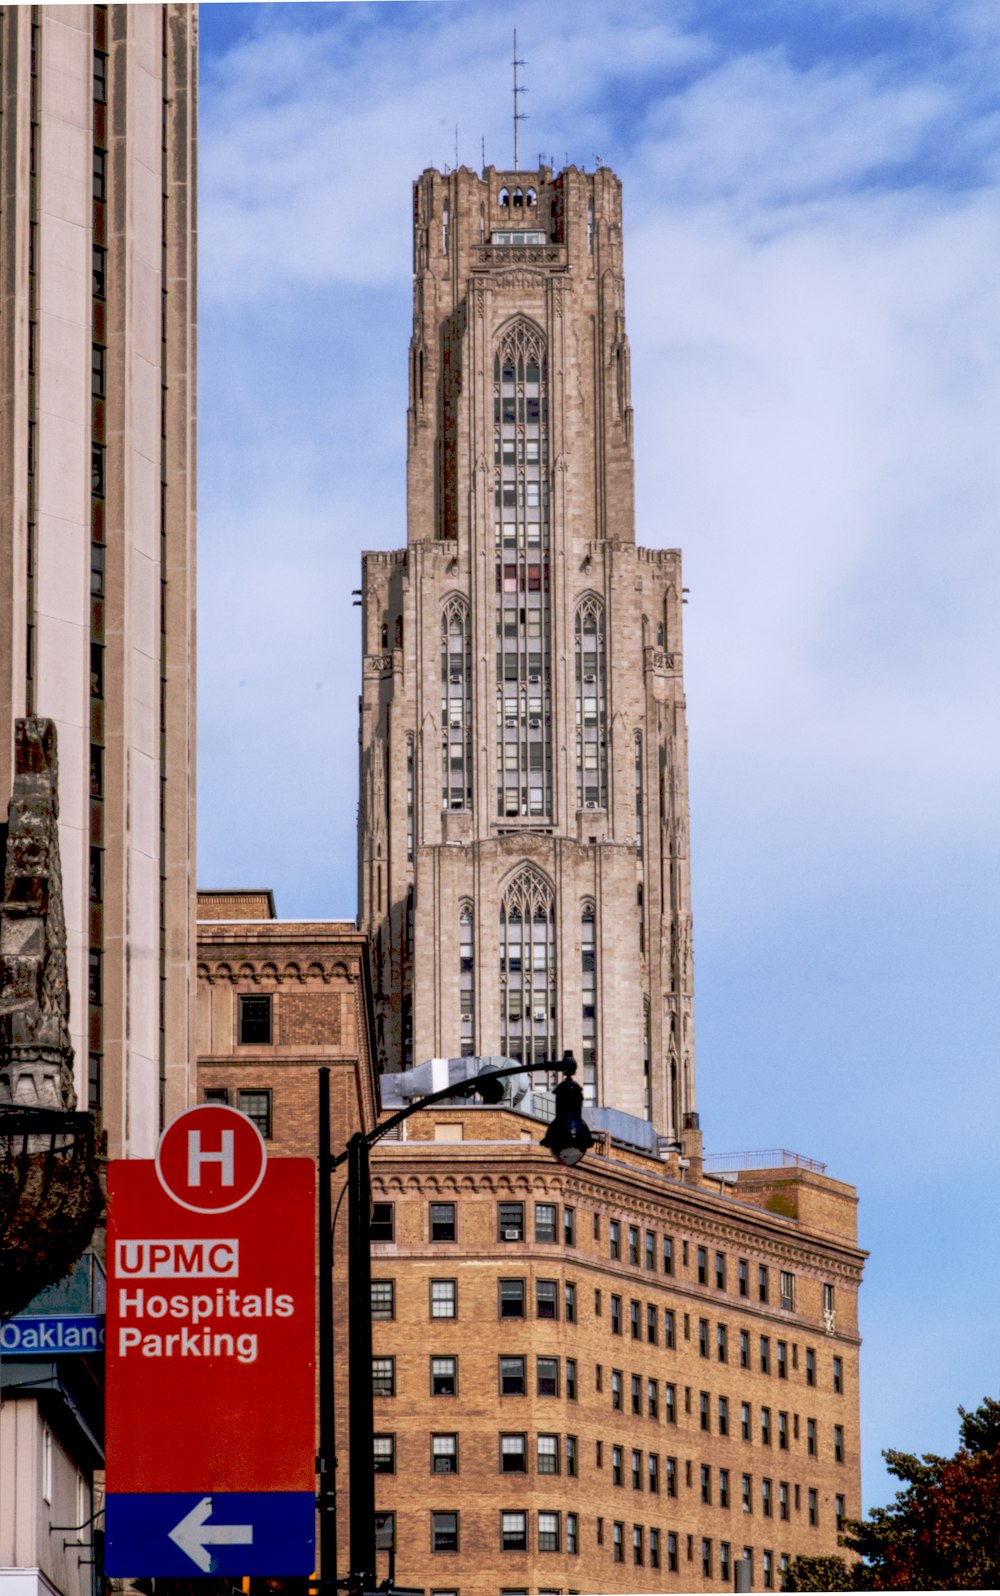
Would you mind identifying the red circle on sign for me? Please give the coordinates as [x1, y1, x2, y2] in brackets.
[155, 1103, 267, 1213]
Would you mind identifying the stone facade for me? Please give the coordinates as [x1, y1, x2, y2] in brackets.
[359, 165, 694, 1133]
[369, 1107, 865, 1596]
[0, 5, 197, 1155]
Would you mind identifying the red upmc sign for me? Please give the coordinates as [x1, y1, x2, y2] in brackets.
[105, 1105, 316, 1577]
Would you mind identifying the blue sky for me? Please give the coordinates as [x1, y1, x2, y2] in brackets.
[197, 1, 1000, 1512]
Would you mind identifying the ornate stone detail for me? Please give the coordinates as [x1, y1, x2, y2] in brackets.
[365, 655, 395, 676]
[477, 246, 566, 267]
[485, 268, 553, 293]
[645, 646, 677, 672]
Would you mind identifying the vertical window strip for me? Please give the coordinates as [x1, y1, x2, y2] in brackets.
[459, 902, 474, 1056]
[575, 597, 607, 809]
[88, 4, 108, 1112]
[580, 905, 597, 1106]
[493, 324, 551, 819]
[406, 736, 414, 858]
[643, 1000, 651, 1119]
[634, 731, 643, 854]
[499, 867, 555, 1066]
[440, 598, 471, 810]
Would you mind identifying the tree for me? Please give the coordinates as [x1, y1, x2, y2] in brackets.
[782, 1553, 863, 1590]
[833, 1397, 1000, 1590]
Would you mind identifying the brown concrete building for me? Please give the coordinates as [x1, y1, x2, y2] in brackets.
[0, 4, 197, 1155]
[359, 163, 694, 1132]
[368, 1091, 865, 1596]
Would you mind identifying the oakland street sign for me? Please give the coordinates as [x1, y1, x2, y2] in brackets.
[104, 1104, 316, 1577]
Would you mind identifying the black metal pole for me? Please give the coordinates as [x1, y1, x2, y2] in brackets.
[317, 1068, 337, 1586]
[347, 1131, 376, 1592]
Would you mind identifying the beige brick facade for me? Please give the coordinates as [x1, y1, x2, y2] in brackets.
[359, 164, 694, 1133]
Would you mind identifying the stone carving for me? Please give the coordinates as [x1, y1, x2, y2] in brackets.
[0, 720, 76, 1110]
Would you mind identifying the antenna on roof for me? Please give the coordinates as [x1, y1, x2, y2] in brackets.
[512, 28, 528, 171]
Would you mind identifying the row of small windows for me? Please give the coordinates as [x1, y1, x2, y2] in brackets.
[375, 1507, 573, 1557]
[203, 1085, 271, 1139]
[373, 1431, 579, 1477]
[372, 1354, 578, 1401]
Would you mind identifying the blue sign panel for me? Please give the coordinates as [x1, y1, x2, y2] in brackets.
[0, 1314, 105, 1356]
[104, 1491, 315, 1577]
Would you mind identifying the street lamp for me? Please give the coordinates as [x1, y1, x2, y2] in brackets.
[316, 1053, 592, 1595]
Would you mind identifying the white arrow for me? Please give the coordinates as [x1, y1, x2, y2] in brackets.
[168, 1496, 253, 1573]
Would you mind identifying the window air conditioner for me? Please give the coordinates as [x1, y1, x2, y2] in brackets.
[503, 1228, 522, 1241]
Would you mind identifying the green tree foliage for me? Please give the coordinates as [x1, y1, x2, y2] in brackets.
[827, 1397, 1000, 1590]
[782, 1553, 862, 1590]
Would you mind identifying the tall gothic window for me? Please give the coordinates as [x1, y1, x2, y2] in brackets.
[406, 736, 414, 860]
[441, 597, 472, 809]
[459, 902, 475, 1056]
[643, 1000, 651, 1120]
[581, 904, 597, 1106]
[575, 597, 607, 809]
[494, 322, 551, 819]
[499, 867, 556, 1065]
[634, 732, 643, 855]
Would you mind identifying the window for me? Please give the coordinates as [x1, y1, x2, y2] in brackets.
[609, 1220, 621, 1259]
[498, 1201, 524, 1240]
[808, 1488, 819, 1526]
[778, 1411, 789, 1450]
[702, 1538, 713, 1578]
[564, 1205, 575, 1245]
[762, 1477, 773, 1517]
[431, 1280, 456, 1319]
[700, 1391, 710, 1432]
[203, 1087, 228, 1104]
[780, 1270, 795, 1311]
[535, 1202, 557, 1243]
[501, 1512, 527, 1552]
[595, 1362, 603, 1392]
[93, 244, 106, 299]
[566, 1358, 577, 1400]
[764, 1549, 774, 1590]
[701, 1464, 712, 1504]
[612, 1445, 623, 1485]
[807, 1418, 817, 1456]
[630, 1300, 641, 1339]
[237, 1089, 271, 1139]
[632, 1449, 642, 1490]
[431, 1512, 458, 1553]
[740, 1328, 750, 1368]
[371, 1280, 394, 1320]
[645, 1230, 656, 1270]
[633, 1525, 644, 1566]
[575, 598, 608, 810]
[648, 1378, 659, 1419]
[537, 1434, 559, 1474]
[737, 1258, 749, 1296]
[836, 1494, 846, 1531]
[430, 1202, 456, 1241]
[718, 1323, 728, 1362]
[432, 1433, 458, 1473]
[91, 342, 106, 399]
[499, 868, 556, 1057]
[760, 1335, 771, 1374]
[613, 1522, 624, 1563]
[824, 1282, 836, 1321]
[628, 1226, 640, 1265]
[373, 1435, 395, 1472]
[375, 1513, 395, 1553]
[500, 1356, 525, 1395]
[237, 993, 271, 1044]
[697, 1246, 708, 1284]
[41, 1425, 53, 1504]
[441, 599, 472, 809]
[566, 1434, 578, 1477]
[500, 1433, 526, 1472]
[431, 1356, 457, 1396]
[648, 1453, 660, 1493]
[779, 1481, 790, 1520]
[536, 1279, 558, 1319]
[761, 1406, 772, 1446]
[777, 1340, 788, 1379]
[663, 1235, 674, 1274]
[741, 1402, 752, 1441]
[667, 1531, 678, 1570]
[665, 1383, 677, 1424]
[372, 1357, 395, 1397]
[720, 1468, 730, 1507]
[564, 1282, 576, 1322]
[699, 1318, 709, 1357]
[499, 1279, 526, 1318]
[567, 1511, 579, 1554]
[610, 1294, 622, 1334]
[759, 1264, 770, 1303]
[833, 1355, 844, 1393]
[664, 1308, 676, 1349]
[835, 1424, 845, 1463]
[721, 1542, 731, 1583]
[628, 1373, 639, 1415]
[806, 1347, 816, 1386]
[537, 1356, 559, 1396]
[742, 1474, 752, 1513]
[666, 1456, 678, 1498]
[594, 1211, 602, 1241]
[371, 1203, 394, 1242]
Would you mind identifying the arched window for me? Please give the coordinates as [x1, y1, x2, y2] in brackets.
[493, 321, 550, 819]
[575, 597, 607, 809]
[499, 866, 555, 1065]
[459, 902, 475, 1056]
[581, 904, 597, 1106]
[526, 188, 537, 208]
[511, 187, 524, 208]
[499, 187, 510, 208]
[441, 596, 472, 810]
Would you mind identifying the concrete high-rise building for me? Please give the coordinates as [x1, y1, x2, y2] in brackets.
[359, 164, 693, 1129]
[0, 4, 197, 1157]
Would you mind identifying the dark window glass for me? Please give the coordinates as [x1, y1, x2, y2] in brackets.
[237, 993, 271, 1044]
[499, 1279, 525, 1318]
[499, 1202, 524, 1240]
[370, 1202, 394, 1242]
[430, 1202, 456, 1241]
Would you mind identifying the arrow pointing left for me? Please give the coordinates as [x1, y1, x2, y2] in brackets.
[168, 1496, 254, 1572]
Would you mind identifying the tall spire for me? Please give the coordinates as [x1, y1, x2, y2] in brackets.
[512, 29, 527, 170]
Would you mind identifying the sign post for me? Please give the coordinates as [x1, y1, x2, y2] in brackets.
[104, 1104, 316, 1578]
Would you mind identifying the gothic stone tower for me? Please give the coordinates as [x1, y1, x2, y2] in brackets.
[359, 164, 693, 1133]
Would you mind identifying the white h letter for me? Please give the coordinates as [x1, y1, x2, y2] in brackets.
[187, 1129, 234, 1187]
